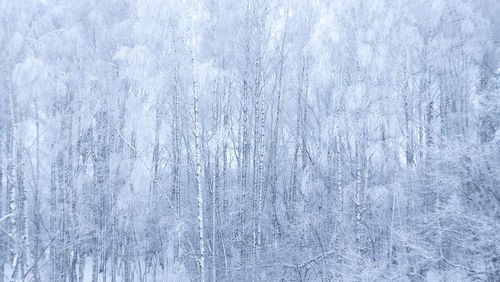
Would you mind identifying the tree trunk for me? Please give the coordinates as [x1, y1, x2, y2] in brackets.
[32, 100, 41, 282]
[191, 46, 205, 282]
[335, 97, 343, 281]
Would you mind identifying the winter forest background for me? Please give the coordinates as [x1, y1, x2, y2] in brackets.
[0, 0, 499, 281]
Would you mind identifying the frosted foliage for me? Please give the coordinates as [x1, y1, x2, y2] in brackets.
[13, 57, 47, 98]
[0, 0, 499, 281]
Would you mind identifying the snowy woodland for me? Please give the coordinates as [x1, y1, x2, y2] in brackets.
[0, 0, 499, 281]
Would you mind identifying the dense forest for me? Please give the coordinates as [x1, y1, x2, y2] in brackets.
[0, 0, 499, 281]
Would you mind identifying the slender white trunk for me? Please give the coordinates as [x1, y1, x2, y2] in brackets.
[8, 83, 21, 282]
[389, 185, 396, 272]
[335, 96, 343, 281]
[221, 79, 230, 280]
[211, 75, 219, 282]
[241, 80, 249, 277]
[271, 29, 285, 247]
[212, 154, 217, 282]
[256, 65, 265, 282]
[32, 100, 41, 282]
[191, 47, 205, 282]
[355, 140, 362, 266]
[173, 66, 182, 262]
[361, 141, 368, 259]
